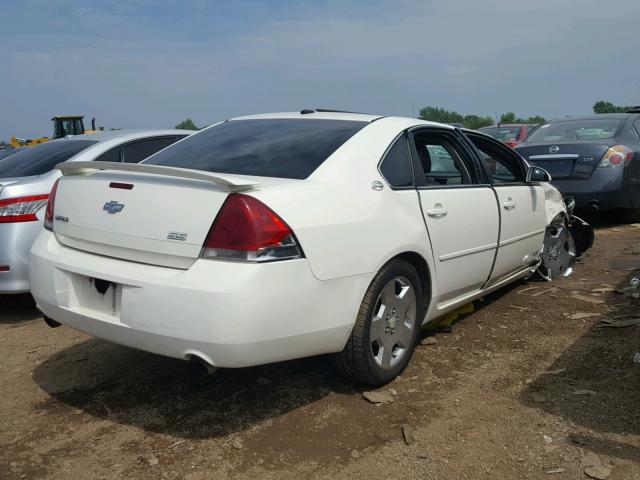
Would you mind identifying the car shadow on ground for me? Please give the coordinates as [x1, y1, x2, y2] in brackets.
[32, 277, 525, 441]
[520, 269, 640, 463]
[0, 293, 40, 324]
[32, 337, 360, 440]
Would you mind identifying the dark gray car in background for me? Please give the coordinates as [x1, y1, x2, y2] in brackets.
[515, 112, 640, 221]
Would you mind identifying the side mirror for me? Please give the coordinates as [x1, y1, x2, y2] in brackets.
[526, 165, 552, 182]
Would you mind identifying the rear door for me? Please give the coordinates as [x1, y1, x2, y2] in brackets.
[466, 133, 546, 285]
[410, 128, 499, 305]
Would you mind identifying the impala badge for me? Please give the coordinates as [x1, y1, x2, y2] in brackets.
[103, 201, 125, 214]
[549, 145, 560, 153]
[167, 231, 188, 241]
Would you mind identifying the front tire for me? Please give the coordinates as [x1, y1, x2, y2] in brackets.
[335, 259, 424, 386]
[538, 220, 576, 281]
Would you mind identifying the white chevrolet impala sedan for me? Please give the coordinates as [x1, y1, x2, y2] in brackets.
[30, 111, 582, 385]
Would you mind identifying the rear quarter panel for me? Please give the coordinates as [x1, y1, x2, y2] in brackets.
[250, 118, 435, 284]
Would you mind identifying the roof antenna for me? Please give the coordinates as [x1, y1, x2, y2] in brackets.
[300, 109, 315, 114]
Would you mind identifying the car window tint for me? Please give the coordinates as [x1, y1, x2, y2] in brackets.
[145, 119, 368, 179]
[413, 134, 471, 186]
[466, 134, 524, 184]
[122, 137, 181, 164]
[94, 146, 121, 163]
[0, 140, 96, 177]
[379, 136, 413, 187]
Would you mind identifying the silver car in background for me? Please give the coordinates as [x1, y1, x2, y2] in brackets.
[0, 129, 193, 293]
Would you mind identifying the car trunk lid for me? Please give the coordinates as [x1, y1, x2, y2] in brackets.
[516, 142, 612, 179]
[52, 162, 259, 269]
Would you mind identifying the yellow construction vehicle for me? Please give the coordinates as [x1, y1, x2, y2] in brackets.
[10, 116, 101, 148]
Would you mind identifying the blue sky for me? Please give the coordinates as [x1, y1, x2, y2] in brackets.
[1, 0, 639, 139]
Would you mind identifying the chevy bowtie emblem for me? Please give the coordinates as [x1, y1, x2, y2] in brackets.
[103, 201, 125, 214]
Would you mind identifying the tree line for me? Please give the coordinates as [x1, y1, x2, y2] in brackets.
[418, 100, 637, 129]
[418, 106, 545, 129]
[174, 100, 637, 132]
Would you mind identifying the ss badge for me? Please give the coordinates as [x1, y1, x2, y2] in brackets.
[167, 231, 188, 241]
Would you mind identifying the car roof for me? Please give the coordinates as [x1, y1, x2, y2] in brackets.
[228, 111, 455, 132]
[230, 110, 383, 123]
[61, 129, 195, 142]
[548, 113, 637, 122]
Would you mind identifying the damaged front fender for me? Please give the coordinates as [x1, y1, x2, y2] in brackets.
[538, 184, 594, 280]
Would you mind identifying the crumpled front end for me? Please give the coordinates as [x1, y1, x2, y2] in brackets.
[538, 183, 594, 280]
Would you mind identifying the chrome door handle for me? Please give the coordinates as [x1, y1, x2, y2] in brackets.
[503, 199, 516, 210]
[426, 205, 448, 217]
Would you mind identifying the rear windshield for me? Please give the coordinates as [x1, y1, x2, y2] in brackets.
[0, 140, 96, 178]
[524, 118, 623, 143]
[144, 118, 368, 179]
[478, 126, 521, 141]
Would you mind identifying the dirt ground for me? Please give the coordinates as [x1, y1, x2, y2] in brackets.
[1, 219, 639, 480]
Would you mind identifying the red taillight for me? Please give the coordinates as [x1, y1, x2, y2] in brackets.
[201, 194, 302, 262]
[44, 179, 60, 231]
[504, 140, 519, 149]
[0, 194, 49, 223]
[609, 153, 623, 166]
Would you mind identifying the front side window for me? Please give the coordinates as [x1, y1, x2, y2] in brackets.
[466, 134, 525, 184]
[524, 118, 623, 143]
[0, 140, 96, 177]
[412, 133, 471, 186]
[145, 119, 368, 179]
[379, 135, 413, 187]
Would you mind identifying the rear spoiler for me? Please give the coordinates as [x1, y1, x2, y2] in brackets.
[55, 161, 259, 192]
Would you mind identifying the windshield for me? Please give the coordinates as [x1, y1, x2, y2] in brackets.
[145, 118, 368, 179]
[524, 118, 623, 143]
[0, 140, 96, 178]
[478, 126, 521, 141]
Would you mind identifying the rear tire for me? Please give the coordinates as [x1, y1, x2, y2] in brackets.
[334, 259, 424, 386]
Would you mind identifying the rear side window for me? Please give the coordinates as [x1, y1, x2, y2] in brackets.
[413, 133, 472, 186]
[145, 119, 368, 179]
[0, 140, 96, 177]
[94, 146, 121, 163]
[379, 136, 413, 187]
[122, 136, 183, 163]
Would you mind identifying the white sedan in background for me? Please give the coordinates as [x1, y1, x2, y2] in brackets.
[29, 111, 590, 385]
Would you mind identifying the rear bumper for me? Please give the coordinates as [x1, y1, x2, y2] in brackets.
[29, 231, 370, 368]
[552, 168, 638, 211]
[0, 221, 43, 293]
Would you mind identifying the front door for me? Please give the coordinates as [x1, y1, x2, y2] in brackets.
[465, 133, 546, 285]
[410, 129, 499, 306]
